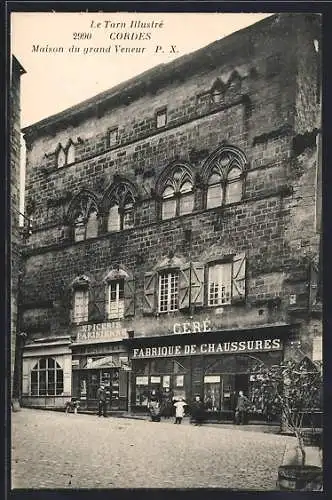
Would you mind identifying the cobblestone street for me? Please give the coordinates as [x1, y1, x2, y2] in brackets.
[11, 409, 296, 490]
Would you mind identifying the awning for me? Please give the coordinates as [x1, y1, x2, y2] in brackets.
[84, 356, 121, 369]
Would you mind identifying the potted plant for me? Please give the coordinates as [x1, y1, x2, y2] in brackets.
[249, 356, 323, 491]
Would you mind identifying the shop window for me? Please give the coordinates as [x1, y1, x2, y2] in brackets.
[135, 376, 149, 406]
[207, 253, 246, 306]
[30, 358, 64, 396]
[160, 165, 194, 220]
[73, 288, 89, 323]
[158, 271, 179, 313]
[156, 107, 167, 128]
[107, 279, 124, 320]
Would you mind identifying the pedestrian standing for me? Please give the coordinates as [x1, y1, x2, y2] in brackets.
[235, 390, 249, 425]
[97, 384, 107, 417]
[173, 397, 187, 424]
[161, 388, 173, 419]
[191, 395, 205, 426]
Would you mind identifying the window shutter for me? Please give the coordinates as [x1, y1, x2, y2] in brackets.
[232, 253, 246, 301]
[143, 272, 156, 315]
[179, 264, 191, 309]
[90, 283, 106, 321]
[124, 278, 135, 317]
[190, 262, 205, 306]
[88, 286, 96, 321]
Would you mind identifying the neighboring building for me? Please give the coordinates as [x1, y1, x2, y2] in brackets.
[10, 55, 26, 405]
[20, 13, 322, 418]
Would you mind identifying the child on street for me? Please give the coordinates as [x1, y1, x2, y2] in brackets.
[173, 397, 187, 424]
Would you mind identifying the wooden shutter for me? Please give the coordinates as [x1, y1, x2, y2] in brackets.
[124, 278, 135, 317]
[179, 264, 190, 310]
[232, 253, 246, 301]
[190, 262, 205, 306]
[89, 283, 105, 321]
[143, 272, 156, 315]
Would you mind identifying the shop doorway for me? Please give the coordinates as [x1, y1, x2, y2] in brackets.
[73, 369, 121, 410]
[235, 373, 249, 396]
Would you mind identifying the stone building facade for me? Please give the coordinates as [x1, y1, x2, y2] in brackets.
[10, 56, 26, 403]
[20, 13, 322, 417]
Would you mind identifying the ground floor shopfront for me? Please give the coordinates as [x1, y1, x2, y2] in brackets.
[129, 328, 286, 420]
[71, 341, 130, 411]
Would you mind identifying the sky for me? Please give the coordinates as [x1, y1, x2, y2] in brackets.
[11, 12, 273, 128]
[10, 11, 274, 218]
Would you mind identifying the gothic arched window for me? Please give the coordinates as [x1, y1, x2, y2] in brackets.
[105, 182, 136, 232]
[57, 146, 66, 169]
[202, 146, 246, 209]
[69, 192, 99, 242]
[161, 165, 194, 220]
[66, 142, 75, 164]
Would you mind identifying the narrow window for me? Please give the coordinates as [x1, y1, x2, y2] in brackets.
[162, 186, 176, 220]
[207, 173, 223, 209]
[107, 280, 125, 320]
[57, 147, 66, 168]
[85, 209, 98, 239]
[109, 128, 118, 147]
[179, 181, 194, 215]
[156, 108, 167, 129]
[67, 143, 75, 164]
[73, 289, 89, 323]
[122, 202, 135, 229]
[208, 263, 232, 306]
[108, 204, 121, 232]
[225, 167, 242, 204]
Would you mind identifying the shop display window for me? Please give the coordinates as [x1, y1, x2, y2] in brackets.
[162, 375, 170, 388]
[30, 357, 64, 396]
[135, 376, 149, 406]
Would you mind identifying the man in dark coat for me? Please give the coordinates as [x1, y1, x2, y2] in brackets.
[191, 395, 205, 425]
[97, 384, 107, 417]
[235, 390, 249, 425]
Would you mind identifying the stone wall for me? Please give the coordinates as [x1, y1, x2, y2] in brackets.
[21, 14, 321, 358]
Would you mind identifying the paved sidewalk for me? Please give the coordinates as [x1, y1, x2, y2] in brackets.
[56, 407, 281, 434]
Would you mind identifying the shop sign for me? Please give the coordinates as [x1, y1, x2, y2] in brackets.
[132, 338, 282, 359]
[136, 376, 148, 385]
[75, 322, 127, 343]
[173, 319, 211, 335]
[86, 356, 114, 368]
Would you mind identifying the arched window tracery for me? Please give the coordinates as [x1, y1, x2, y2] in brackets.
[160, 165, 194, 220]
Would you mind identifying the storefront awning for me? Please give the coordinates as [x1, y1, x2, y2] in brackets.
[84, 357, 121, 369]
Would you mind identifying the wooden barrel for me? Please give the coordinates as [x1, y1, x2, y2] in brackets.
[277, 465, 322, 491]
